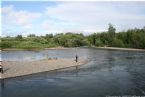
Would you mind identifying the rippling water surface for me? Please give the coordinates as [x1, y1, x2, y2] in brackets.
[0, 48, 145, 97]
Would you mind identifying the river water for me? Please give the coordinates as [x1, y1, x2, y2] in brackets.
[0, 48, 145, 97]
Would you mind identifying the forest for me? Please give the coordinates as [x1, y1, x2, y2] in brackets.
[0, 24, 145, 49]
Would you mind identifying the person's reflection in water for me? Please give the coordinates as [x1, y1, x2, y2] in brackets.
[1, 79, 5, 88]
[0, 79, 5, 97]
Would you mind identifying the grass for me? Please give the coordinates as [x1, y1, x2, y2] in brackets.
[0, 40, 58, 50]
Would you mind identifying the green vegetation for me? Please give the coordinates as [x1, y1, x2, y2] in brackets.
[0, 24, 145, 50]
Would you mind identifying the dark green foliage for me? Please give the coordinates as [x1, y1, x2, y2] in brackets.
[95, 39, 103, 47]
[87, 33, 97, 45]
[0, 41, 13, 48]
[15, 35, 23, 41]
[53, 33, 85, 47]
[108, 24, 116, 36]
[27, 34, 36, 37]
[108, 24, 116, 44]
[1, 25, 145, 49]
[110, 37, 124, 47]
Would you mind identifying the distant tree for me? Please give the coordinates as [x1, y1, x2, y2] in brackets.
[16, 35, 23, 40]
[95, 39, 103, 47]
[108, 24, 116, 35]
[143, 26, 145, 32]
[87, 33, 96, 45]
[45, 34, 53, 38]
[27, 34, 36, 37]
[99, 32, 109, 46]
[1, 25, 145, 49]
[110, 37, 124, 47]
[6, 36, 11, 38]
[108, 24, 116, 44]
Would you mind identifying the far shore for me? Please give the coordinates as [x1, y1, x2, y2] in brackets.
[1, 47, 75, 51]
[44, 47, 75, 50]
[0, 46, 145, 52]
[95, 47, 145, 52]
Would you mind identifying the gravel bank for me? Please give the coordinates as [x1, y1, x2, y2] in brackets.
[1, 59, 88, 79]
[95, 47, 145, 52]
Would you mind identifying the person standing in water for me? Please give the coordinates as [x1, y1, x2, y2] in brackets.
[75, 55, 78, 62]
[0, 61, 3, 73]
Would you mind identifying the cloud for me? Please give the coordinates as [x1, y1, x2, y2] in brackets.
[2, 5, 42, 36]
[1, 2, 145, 36]
[45, 2, 145, 31]
[2, 5, 41, 27]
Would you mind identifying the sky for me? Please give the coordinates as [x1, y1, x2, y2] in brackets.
[1, 1, 145, 36]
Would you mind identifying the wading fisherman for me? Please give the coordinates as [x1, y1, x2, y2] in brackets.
[75, 55, 78, 62]
[0, 61, 3, 73]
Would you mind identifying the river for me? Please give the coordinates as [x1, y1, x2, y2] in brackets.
[0, 47, 145, 97]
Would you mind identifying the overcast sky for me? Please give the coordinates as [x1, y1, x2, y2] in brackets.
[1, 1, 145, 36]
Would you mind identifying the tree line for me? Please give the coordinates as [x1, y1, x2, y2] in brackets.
[0, 24, 145, 49]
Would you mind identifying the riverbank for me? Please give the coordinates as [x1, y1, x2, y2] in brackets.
[1, 47, 75, 51]
[95, 47, 145, 52]
[1, 46, 145, 52]
[44, 47, 75, 50]
[0, 58, 88, 79]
